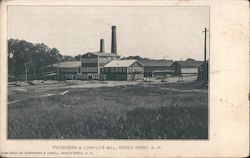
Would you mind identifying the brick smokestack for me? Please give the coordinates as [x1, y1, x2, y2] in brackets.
[111, 26, 117, 54]
[100, 39, 105, 53]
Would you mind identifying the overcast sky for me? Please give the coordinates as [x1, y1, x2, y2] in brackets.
[8, 6, 209, 60]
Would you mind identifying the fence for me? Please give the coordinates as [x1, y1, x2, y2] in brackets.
[9, 71, 57, 82]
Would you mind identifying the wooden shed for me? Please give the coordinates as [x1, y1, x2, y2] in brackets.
[197, 61, 208, 82]
[171, 59, 203, 76]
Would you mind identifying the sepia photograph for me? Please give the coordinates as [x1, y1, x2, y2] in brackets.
[7, 5, 209, 139]
[1, 0, 249, 157]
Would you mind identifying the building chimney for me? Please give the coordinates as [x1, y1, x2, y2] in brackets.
[111, 26, 117, 54]
[100, 39, 105, 53]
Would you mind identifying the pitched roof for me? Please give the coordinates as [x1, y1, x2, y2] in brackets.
[138, 59, 174, 67]
[103, 59, 143, 67]
[174, 59, 203, 68]
[53, 61, 81, 68]
[85, 52, 120, 57]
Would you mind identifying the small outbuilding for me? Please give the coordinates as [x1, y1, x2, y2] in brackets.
[100, 60, 144, 81]
[171, 59, 203, 76]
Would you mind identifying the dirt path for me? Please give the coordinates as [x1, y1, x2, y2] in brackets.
[8, 93, 57, 105]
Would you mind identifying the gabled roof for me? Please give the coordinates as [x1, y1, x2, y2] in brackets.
[84, 52, 120, 57]
[103, 59, 143, 68]
[138, 59, 174, 67]
[53, 61, 81, 68]
[174, 59, 203, 68]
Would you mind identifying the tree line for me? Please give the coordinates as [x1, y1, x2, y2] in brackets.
[8, 39, 79, 79]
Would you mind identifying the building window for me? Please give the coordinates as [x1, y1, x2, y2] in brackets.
[111, 67, 114, 72]
[119, 67, 122, 72]
[123, 67, 126, 72]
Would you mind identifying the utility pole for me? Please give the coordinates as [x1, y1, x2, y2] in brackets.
[202, 27, 209, 83]
[24, 63, 28, 83]
[203, 28, 208, 62]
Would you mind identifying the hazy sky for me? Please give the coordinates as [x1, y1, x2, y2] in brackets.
[8, 6, 209, 60]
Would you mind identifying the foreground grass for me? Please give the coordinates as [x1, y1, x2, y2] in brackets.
[8, 82, 208, 139]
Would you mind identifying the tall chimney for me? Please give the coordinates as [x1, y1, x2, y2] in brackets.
[111, 26, 117, 54]
[100, 39, 105, 53]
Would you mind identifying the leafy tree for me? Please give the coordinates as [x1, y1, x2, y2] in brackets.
[74, 55, 81, 61]
[8, 39, 64, 79]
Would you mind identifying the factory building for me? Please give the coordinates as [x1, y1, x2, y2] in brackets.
[54, 61, 81, 80]
[100, 60, 144, 81]
[80, 26, 120, 80]
[138, 59, 174, 77]
[171, 58, 203, 76]
[81, 52, 119, 80]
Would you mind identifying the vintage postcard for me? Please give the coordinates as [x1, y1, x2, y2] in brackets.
[0, 0, 249, 157]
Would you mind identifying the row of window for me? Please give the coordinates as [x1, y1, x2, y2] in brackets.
[82, 67, 98, 72]
[101, 67, 144, 73]
[99, 57, 111, 63]
[91, 74, 99, 79]
[82, 57, 116, 64]
[59, 66, 143, 73]
[59, 68, 80, 72]
[64, 74, 75, 79]
[127, 74, 144, 80]
[128, 67, 144, 73]
[102, 67, 126, 73]
[82, 63, 98, 67]
[82, 58, 98, 63]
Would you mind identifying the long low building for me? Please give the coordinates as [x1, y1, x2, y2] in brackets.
[100, 59, 144, 81]
[139, 59, 174, 77]
[121, 57, 174, 77]
[53, 61, 81, 80]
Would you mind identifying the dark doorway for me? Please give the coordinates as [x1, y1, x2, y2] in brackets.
[88, 75, 93, 80]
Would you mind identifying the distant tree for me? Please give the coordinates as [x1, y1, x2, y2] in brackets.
[8, 39, 64, 79]
[61, 55, 76, 61]
[121, 56, 151, 61]
[74, 55, 81, 61]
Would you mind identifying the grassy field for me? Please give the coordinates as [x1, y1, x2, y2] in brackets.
[8, 80, 208, 139]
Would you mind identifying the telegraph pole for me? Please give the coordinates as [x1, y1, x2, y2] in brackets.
[203, 28, 208, 62]
[202, 27, 209, 83]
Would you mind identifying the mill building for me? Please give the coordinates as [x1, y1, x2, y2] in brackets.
[80, 26, 120, 80]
